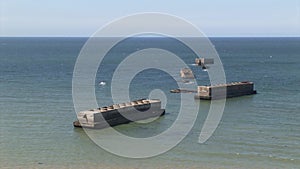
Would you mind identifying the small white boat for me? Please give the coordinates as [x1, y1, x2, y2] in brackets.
[98, 81, 106, 86]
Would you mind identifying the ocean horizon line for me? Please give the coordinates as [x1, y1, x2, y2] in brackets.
[1, 36, 300, 38]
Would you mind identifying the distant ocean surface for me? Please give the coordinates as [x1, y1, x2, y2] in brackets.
[0, 37, 299, 169]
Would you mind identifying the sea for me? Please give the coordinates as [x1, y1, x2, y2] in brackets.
[0, 37, 299, 169]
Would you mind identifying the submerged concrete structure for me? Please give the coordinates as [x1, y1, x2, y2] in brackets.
[180, 68, 194, 79]
[73, 99, 165, 129]
[195, 58, 214, 69]
[194, 81, 257, 100]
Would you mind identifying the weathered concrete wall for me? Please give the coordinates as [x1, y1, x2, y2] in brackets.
[195, 82, 256, 100]
[74, 99, 165, 128]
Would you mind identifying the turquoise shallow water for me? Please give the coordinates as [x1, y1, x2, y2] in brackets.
[0, 37, 299, 168]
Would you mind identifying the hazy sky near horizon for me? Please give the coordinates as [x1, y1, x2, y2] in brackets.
[1, 0, 300, 37]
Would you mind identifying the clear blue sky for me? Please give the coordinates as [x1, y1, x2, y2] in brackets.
[1, 0, 300, 37]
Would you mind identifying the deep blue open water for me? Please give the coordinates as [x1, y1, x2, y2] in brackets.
[0, 37, 299, 169]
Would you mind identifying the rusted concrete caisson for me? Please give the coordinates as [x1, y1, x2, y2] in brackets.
[73, 99, 165, 129]
[195, 58, 214, 69]
[194, 81, 257, 100]
[180, 68, 194, 79]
